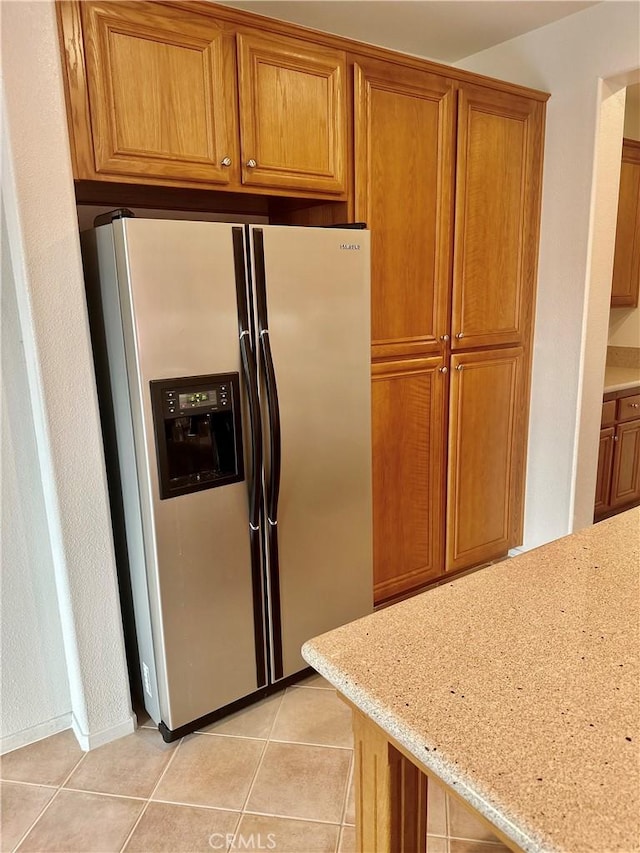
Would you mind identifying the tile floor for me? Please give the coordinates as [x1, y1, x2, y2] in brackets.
[1, 675, 509, 852]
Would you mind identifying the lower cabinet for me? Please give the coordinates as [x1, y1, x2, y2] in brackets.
[611, 419, 640, 509]
[446, 348, 524, 573]
[594, 388, 640, 521]
[372, 357, 446, 602]
[372, 348, 525, 603]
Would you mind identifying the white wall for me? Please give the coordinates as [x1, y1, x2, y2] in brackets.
[2, 1, 134, 750]
[1, 208, 72, 753]
[456, 1, 640, 546]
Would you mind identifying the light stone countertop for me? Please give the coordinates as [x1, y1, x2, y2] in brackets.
[603, 365, 640, 394]
[303, 509, 640, 853]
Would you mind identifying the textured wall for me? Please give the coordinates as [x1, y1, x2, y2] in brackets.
[1, 208, 72, 753]
[2, 1, 134, 749]
[456, 2, 640, 546]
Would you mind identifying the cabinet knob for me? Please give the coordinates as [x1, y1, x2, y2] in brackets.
[614, 434, 619, 441]
[456, 364, 464, 371]
[440, 334, 450, 342]
[246, 159, 257, 168]
[630, 403, 640, 408]
[221, 156, 232, 167]
[455, 332, 464, 339]
[439, 366, 448, 374]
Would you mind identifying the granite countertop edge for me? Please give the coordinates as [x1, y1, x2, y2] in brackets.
[301, 642, 554, 853]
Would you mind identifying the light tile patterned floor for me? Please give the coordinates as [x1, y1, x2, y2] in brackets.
[1, 675, 509, 852]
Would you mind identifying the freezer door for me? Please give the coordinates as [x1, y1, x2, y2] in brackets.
[250, 225, 373, 678]
[111, 218, 265, 731]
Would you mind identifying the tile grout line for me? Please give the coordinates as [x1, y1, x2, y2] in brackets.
[10, 746, 87, 853]
[334, 748, 355, 853]
[118, 735, 184, 853]
[241, 809, 344, 828]
[229, 688, 288, 849]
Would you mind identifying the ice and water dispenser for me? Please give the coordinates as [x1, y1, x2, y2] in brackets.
[150, 373, 244, 500]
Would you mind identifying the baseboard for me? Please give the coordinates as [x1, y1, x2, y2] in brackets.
[0, 712, 72, 755]
[508, 547, 526, 557]
[71, 712, 136, 752]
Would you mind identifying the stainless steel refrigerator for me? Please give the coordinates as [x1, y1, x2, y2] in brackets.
[81, 213, 372, 740]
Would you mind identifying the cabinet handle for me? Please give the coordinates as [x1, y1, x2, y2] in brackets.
[614, 435, 619, 441]
[629, 403, 640, 408]
[439, 366, 448, 374]
[456, 364, 464, 371]
[221, 156, 232, 167]
[440, 334, 450, 342]
[246, 159, 257, 168]
[455, 332, 464, 339]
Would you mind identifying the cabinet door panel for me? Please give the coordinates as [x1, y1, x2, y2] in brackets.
[594, 427, 615, 518]
[81, 1, 237, 184]
[611, 419, 640, 508]
[237, 31, 346, 193]
[452, 86, 543, 349]
[611, 140, 640, 308]
[446, 347, 524, 572]
[372, 357, 446, 602]
[354, 60, 455, 359]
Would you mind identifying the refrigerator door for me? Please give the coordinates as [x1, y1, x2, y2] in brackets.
[250, 225, 373, 678]
[110, 218, 264, 731]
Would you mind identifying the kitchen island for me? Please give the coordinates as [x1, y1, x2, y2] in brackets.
[303, 509, 640, 852]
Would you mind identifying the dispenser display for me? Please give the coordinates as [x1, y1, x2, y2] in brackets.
[150, 373, 244, 499]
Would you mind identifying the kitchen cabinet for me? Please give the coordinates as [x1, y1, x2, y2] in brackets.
[446, 348, 524, 573]
[452, 85, 544, 350]
[353, 58, 455, 360]
[595, 388, 640, 520]
[371, 357, 446, 602]
[236, 31, 346, 193]
[611, 139, 640, 308]
[58, 1, 347, 196]
[352, 57, 546, 600]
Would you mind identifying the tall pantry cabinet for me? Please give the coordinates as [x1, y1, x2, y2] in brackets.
[353, 57, 545, 602]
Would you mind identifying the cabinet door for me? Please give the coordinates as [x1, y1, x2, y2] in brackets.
[354, 59, 455, 360]
[81, 1, 238, 184]
[446, 348, 524, 573]
[611, 419, 640, 508]
[372, 357, 447, 602]
[236, 31, 346, 193]
[611, 140, 640, 308]
[452, 86, 544, 349]
[594, 427, 615, 518]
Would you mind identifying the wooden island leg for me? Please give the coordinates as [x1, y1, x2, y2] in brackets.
[352, 709, 428, 852]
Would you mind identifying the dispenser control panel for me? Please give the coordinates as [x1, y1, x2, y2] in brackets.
[161, 382, 230, 417]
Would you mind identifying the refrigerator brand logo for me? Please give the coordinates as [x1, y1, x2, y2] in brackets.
[340, 242, 361, 250]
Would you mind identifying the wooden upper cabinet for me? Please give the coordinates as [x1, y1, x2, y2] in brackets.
[236, 31, 346, 193]
[452, 85, 544, 350]
[354, 59, 455, 359]
[446, 347, 524, 573]
[372, 357, 447, 602]
[611, 139, 640, 308]
[79, 1, 238, 185]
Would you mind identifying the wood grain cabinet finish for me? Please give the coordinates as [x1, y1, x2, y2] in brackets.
[452, 85, 544, 350]
[446, 348, 524, 573]
[371, 357, 446, 602]
[594, 427, 615, 517]
[353, 58, 455, 360]
[59, 2, 347, 196]
[236, 31, 346, 193]
[611, 139, 640, 308]
[610, 419, 640, 509]
[79, 1, 239, 185]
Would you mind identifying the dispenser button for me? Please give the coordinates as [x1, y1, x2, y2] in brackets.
[165, 391, 175, 399]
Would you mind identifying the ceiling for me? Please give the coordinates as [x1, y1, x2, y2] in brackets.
[216, 0, 599, 63]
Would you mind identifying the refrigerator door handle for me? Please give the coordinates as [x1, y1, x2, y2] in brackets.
[233, 229, 263, 532]
[233, 227, 268, 687]
[252, 228, 284, 679]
